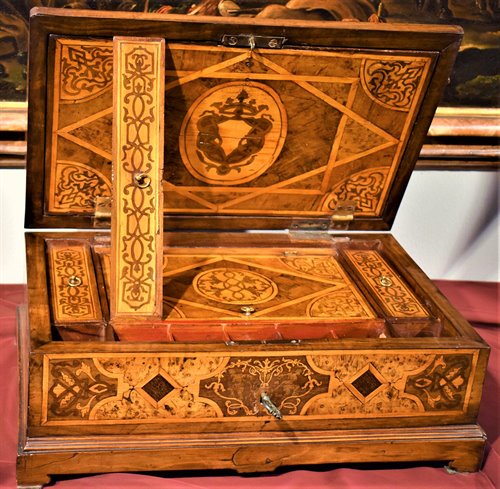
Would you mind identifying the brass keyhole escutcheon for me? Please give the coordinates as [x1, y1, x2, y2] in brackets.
[68, 275, 82, 287]
[380, 276, 393, 287]
[134, 173, 151, 188]
[241, 306, 256, 316]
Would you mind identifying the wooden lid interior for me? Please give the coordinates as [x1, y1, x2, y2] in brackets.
[25, 10, 462, 230]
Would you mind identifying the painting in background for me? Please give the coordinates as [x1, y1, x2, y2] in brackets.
[0, 0, 498, 107]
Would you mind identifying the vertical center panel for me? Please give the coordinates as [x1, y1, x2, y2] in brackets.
[111, 37, 165, 320]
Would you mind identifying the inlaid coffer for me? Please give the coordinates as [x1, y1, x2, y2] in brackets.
[18, 8, 488, 488]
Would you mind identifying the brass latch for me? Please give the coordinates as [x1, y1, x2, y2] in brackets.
[330, 200, 355, 230]
[93, 196, 111, 228]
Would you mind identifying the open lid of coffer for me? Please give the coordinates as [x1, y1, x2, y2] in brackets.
[25, 8, 462, 231]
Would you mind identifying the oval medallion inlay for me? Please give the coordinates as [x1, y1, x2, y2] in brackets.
[193, 268, 278, 305]
[179, 81, 287, 185]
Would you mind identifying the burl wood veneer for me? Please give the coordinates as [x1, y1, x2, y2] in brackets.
[18, 8, 488, 488]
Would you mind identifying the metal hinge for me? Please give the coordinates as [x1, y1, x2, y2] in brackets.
[221, 34, 286, 49]
[93, 196, 111, 228]
[290, 200, 355, 237]
[330, 200, 355, 230]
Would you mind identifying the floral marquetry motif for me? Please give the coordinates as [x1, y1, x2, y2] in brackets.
[193, 268, 278, 305]
[361, 59, 427, 111]
[199, 357, 330, 416]
[41, 351, 477, 425]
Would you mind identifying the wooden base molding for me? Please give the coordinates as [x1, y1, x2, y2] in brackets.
[17, 425, 486, 487]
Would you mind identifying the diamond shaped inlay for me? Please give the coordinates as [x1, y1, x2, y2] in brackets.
[351, 369, 382, 398]
[141, 374, 174, 402]
[346, 363, 387, 403]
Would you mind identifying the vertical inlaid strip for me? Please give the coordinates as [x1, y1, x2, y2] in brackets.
[343, 249, 429, 318]
[111, 37, 165, 319]
[47, 240, 103, 324]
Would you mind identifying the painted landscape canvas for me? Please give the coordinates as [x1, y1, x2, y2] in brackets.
[1, 0, 498, 107]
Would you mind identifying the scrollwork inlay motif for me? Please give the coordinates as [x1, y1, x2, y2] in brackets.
[54, 162, 111, 212]
[114, 41, 163, 313]
[48, 242, 103, 322]
[361, 59, 425, 111]
[42, 352, 475, 424]
[60, 44, 113, 101]
[343, 250, 429, 317]
[322, 168, 389, 215]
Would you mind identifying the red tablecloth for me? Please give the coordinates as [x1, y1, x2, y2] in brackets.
[1, 281, 498, 489]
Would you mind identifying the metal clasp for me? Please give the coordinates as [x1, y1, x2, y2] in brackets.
[380, 275, 393, 287]
[240, 306, 256, 316]
[67, 275, 82, 287]
[134, 172, 151, 189]
[221, 34, 286, 49]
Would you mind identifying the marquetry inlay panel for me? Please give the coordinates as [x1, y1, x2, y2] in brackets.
[179, 81, 287, 185]
[100, 250, 375, 321]
[343, 250, 429, 318]
[193, 268, 279, 305]
[321, 167, 390, 214]
[111, 37, 164, 318]
[46, 240, 103, 323]
[41, 350, 477, 425]
[46, 39, 434, 220]
[59, 42, 114, 102]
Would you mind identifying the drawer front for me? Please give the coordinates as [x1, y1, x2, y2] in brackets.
[40, 349, 478, 427]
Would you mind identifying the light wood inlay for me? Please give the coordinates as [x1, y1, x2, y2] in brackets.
[101, 249, 376, 322]
[343, 250, 430, 318]
[111, 37, 164, 319]
[47, 240, 103, 324]
[46, 40, 434, 222]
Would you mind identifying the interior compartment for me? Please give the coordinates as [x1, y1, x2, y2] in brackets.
[44, 235, 454, 343]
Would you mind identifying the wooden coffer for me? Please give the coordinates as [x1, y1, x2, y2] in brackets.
[18, 8, 489, 488]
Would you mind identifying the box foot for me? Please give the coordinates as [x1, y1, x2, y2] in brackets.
[446, 453, 484, 474]
[17, 462, 51, 489]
